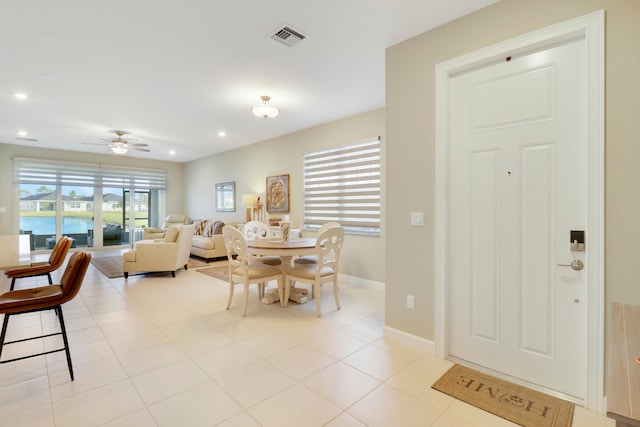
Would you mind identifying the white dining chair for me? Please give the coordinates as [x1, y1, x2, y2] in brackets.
[243, 221, 282, 266]
[284, 226, 344, 316]
[222, 225, 284, 316]
[293, 222, 341, 267]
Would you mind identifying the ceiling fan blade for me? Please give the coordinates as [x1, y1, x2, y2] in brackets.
[129, 143, 149, 147]
[132, 147, 151, 152]
[99, 138, 113, 142]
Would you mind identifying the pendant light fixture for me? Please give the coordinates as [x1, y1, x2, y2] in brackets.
[252, 95, 279, 119]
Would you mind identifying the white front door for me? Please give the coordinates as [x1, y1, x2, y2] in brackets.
[448, 37, 588, 399]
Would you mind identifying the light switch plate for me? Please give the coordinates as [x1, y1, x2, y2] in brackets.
[406, 295, 415, 309]
[411, 212, 424, 226]
[0, 207, 6, 213]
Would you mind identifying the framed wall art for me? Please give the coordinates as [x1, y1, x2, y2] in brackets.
[215, 181, 235, 212]
[266, 174, 290, 213]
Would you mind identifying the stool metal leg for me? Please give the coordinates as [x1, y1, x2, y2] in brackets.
[0, 314, 9, 359]
[56, 306, 74, 381]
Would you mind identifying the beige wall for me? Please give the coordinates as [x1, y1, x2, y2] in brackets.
[385, 0, 640, 340]
[0, 144, 185, 235]
[185, 108, 386, 283]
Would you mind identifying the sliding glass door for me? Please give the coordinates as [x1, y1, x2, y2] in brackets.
[123, 190, 151, 246]
[18, 184, 55, 250]
[60, 185, 93, 249]
[15, 158, 166, 251]
[18, 184, 94, 249]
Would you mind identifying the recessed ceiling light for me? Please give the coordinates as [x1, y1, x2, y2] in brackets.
[14, 93, 28, 100]
[169, 150, 176, 155]
[18, 131, 27, 137]
[218, 131, 226, 137]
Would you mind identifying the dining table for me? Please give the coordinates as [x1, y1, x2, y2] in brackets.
[246, 237, 317, 304]
[246, 237, 317, 269]
[0, 234, 32, 270]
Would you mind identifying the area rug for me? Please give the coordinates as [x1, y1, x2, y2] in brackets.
[91, 256, 210, 279]
[432, 364, 574, 427]
[196, 266, 230, 282]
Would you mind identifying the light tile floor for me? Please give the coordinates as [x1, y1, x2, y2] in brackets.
[0, 252, 615, 426]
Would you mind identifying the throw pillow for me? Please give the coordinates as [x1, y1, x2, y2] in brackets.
[164, 226, 180, 242]
[212, 221, 225, 235]
[192, 219, 202, 235]
[203, 221, 215, 237]
[195, 219, 208, 236]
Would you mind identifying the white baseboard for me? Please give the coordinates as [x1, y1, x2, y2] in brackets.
[339, 274, 385, 290]
[383, 326, 435, 353]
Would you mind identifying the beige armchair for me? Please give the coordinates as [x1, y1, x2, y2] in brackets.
[143, 214, 191, 240]
[124, 224, 195, 278]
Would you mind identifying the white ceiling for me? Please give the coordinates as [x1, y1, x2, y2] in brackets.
[0, 0, 499, 162]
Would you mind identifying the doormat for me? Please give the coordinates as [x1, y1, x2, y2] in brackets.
[91, 256, 209, 279]
[196, 266, 230, 282]
[432, 365, 574, 427]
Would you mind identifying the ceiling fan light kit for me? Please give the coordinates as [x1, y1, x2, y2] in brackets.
[252, 96, 279, 119]
[82, 130, 150, 154]
[110, 144, 129, 154]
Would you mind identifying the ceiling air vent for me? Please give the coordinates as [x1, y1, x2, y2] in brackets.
[270, 26, 307, 47]
[16, 136, 38, 142]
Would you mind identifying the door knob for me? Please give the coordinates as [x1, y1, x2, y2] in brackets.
[557, 260, 584, 271]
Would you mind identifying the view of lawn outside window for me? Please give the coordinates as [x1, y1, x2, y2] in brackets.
[19, 184, 152, 250]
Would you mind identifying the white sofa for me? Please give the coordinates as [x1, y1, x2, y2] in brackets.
[123, 224, 195, 278]
[190, 219, 237, 262]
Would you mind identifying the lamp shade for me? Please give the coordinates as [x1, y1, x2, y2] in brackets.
[252, 96, 279, 119]
[242, 194, 258, 207]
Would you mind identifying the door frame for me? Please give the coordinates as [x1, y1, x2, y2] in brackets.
[433, 10, 605, 411]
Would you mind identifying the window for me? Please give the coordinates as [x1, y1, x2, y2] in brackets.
[14, 158, 167, 191]
[14, 157, 166, 249]
[215, 182, 236, 212]
[303, 137, 381, 235]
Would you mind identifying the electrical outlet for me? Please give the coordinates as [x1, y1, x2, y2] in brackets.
[406, 295, 415, 309]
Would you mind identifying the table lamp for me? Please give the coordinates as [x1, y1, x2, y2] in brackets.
[242, 194, 257, 223]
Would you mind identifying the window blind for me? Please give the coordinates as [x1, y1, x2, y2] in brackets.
[13, 157, 167, 190]
[303, 137, 381, 235]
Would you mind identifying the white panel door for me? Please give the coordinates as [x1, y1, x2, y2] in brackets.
[448, 38, 588, 399]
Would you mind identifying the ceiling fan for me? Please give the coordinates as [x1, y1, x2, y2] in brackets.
[83, 130, 150, 154]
